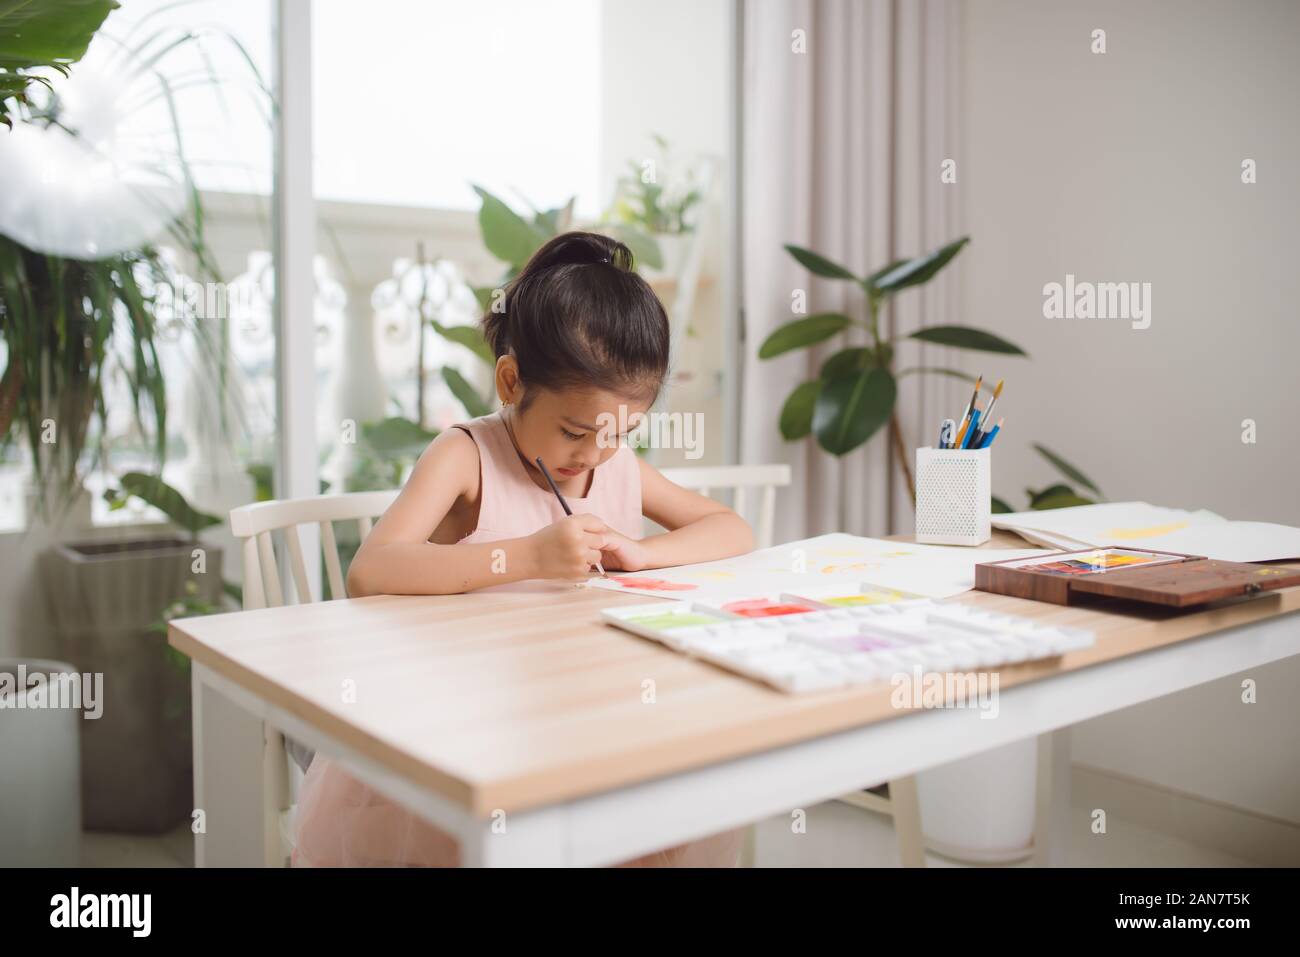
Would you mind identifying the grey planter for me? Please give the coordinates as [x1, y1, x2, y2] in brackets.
[0, 659, 82, 865]
[41, 537, 223, 833]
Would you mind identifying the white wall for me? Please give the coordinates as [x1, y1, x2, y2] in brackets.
[960, 0, 1300, 822]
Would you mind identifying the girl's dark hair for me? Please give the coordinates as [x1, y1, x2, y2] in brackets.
[481, 231, 670, 407]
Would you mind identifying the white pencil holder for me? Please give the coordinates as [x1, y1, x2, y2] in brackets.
[914, 446, 991, 546]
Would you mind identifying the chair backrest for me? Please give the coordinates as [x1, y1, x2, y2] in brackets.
[229, 490, 400, 609]
[230, 463, 791, 608]
[657, 463, 791, 548]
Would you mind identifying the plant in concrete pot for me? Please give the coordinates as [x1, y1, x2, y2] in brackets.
[41, 473, 227, 832]
[2, 9, 266, 831]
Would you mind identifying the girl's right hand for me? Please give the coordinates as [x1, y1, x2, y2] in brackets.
[529, 514, 608, 581]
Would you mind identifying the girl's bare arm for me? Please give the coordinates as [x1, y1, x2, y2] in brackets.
[346, 430, 603, 596]
[615, 456, 755, 569]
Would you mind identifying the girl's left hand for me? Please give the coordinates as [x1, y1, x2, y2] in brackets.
[598, 529, 652, 572]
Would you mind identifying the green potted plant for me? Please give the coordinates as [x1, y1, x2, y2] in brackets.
[0, 0, 117, 128]
[2, 7, 265, 831]
[0, 7, 261, 521]
[760, 238, 1104, 512]
[41, 473, 226, 831]
[759, 238, 1018, 498]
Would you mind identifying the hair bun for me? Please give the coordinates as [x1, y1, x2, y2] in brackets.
[530, 231, 632, 272]
[478, 229, 670, 404]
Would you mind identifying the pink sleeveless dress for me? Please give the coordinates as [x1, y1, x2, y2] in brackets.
[291, 411, 744, 867]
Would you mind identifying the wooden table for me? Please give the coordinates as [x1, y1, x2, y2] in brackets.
[170, 532, 1300, 866]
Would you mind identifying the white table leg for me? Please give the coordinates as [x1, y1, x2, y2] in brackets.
[1033, 727, 1072, 867]
[191, 664, 269, 867]
[890, 775, 927, 867]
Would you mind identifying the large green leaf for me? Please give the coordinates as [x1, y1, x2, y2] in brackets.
[471, 284, 497, 314]
[114, 472, 221, 536]
[820, 347, 871, 380]
[0, 0, 118, 127]
[0, 0, 116, 67]
[907, 325, 1027, 356]
[1028, 483, 1074, 507]
[862, 258, 909, 294]
[812, 367, 897, 455]
[779, 380, 821, 440]
[472, 185, 547, 268]
[441, 366, 491, 418]
[1032, 443, 1103, 498]
[431, 320, 494, 365]
[896, 366, 979, 384]
[783, 244, 859, 282]
[873, 237, 970, 293]
[758, 313, 851, 359]
[532, 196, 575, 236]
[991, 495, 1014, 514]
[361, 417, 438, 457]
[1029, 487, 1095, 510]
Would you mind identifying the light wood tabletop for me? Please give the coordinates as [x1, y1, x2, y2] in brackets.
[168, 531, 1300, 818]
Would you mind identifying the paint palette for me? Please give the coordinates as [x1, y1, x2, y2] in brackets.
[692, 582, 924, 620]
[601, 597, 1096, 693]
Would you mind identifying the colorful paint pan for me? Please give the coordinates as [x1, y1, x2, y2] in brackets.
[622, 611, 722, 631]
[718, 597, 819, 618]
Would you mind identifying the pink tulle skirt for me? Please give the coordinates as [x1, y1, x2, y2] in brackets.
[292, 755, 744, 867]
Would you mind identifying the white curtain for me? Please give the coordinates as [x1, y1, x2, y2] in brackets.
[740, 0, 965, 543]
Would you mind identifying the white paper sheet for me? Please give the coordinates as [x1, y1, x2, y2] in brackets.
[991, 502, 1300, 562]
[585, 532, 1051, 601]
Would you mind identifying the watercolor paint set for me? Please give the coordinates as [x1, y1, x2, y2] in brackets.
[600, 590, 1094, 693]
[975, 546, 1300, 607]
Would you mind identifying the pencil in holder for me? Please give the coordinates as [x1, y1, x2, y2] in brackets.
[914, 446, 991, 546]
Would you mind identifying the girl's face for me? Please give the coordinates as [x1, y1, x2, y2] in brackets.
[503, 384, 651, 491]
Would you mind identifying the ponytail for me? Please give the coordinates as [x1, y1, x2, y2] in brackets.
[481, 230, 669, 406]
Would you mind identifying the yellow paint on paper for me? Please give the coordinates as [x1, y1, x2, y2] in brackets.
[1104, 522, 1189, 540]
[819, 561, 880, 575]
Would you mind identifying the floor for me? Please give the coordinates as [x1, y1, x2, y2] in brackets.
[81, 823, 195, 868]
[80, 798, 1255, 867]
[751, 799, 1254, 868]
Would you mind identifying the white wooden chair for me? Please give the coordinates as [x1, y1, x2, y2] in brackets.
[229, 489, 399, 867]
[657, 463, 789, 548]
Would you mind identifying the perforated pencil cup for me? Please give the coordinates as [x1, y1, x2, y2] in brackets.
[914, 446, 991, 546]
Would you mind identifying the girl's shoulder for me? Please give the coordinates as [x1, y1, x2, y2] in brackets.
[407, 425, 481, 499]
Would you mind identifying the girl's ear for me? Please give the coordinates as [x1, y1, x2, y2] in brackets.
[495, 354, 523, 407]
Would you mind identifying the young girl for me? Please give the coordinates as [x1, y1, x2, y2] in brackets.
[292, 231, 754, 867]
